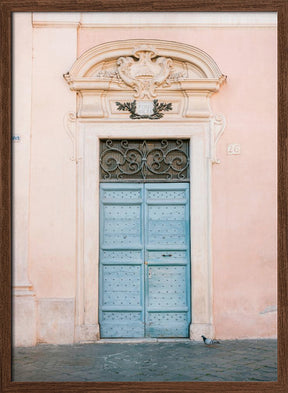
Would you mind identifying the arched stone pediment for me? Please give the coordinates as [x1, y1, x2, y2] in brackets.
[64, 39, 226, 119]
[66, 39, 224, 77]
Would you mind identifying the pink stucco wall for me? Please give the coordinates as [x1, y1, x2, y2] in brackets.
[29, 27, 77, 299]
[78, 27, 277, 338]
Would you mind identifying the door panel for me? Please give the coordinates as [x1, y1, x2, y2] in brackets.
[99, 184, 145, 338]
[99, 183, 190, 338]
[145, 183, 190, 337]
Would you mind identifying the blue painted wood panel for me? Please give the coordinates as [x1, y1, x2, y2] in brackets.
[99, 184, 145, 338]
[144, 183, 190, 338]
[99, 183, 190, 338]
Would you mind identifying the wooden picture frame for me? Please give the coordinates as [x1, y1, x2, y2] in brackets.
[0, 1, 287, 392]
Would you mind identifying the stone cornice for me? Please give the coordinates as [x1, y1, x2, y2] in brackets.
[33, 12, 277, 28]
[65, 78, 224, 93]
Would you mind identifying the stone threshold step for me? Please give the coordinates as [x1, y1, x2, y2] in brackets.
[97, 338, 191, 344]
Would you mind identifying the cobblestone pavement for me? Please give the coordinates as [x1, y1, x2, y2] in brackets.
[13, 339, 277, 382]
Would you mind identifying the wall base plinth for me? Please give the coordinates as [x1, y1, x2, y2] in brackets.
[37, 298, 75, 344]
[190, 323, 215, 341]
[13, 287, 37, 347]
[79, 324, 100, 343]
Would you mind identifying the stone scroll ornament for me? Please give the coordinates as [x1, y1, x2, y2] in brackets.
[115, 46, 174, 119]
[117, 45, 173, 99]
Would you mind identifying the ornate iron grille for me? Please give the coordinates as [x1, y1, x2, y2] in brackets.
[100, 139, 189, 182]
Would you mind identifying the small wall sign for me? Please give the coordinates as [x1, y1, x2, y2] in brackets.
[12, 135, 21, 143]
[227, 144, 240, 155]
[136, 101, 154, 116]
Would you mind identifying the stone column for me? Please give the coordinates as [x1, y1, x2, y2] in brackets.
[189, 125, 214, 340]
[78, 129, 100, 342]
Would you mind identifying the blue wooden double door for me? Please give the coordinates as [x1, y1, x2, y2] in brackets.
[99, 183, 191, 338]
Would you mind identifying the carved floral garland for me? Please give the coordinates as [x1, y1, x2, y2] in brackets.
[115, 99, 172, 120]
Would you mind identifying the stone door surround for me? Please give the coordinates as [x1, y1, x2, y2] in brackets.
[64, 39, 226, 342]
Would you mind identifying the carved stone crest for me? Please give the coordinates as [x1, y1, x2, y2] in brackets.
[117, 45, 173, 99]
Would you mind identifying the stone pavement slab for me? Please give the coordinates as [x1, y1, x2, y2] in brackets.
[12, 339, 277, 382]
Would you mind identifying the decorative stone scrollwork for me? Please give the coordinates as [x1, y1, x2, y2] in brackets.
[117, 45, 173, 99]
[64, 40, 226, 119]
[211, 113, 226, 164]
[64, 112, 82, 163]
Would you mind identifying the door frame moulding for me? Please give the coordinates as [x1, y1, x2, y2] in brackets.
[64, 39, 226, 342]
